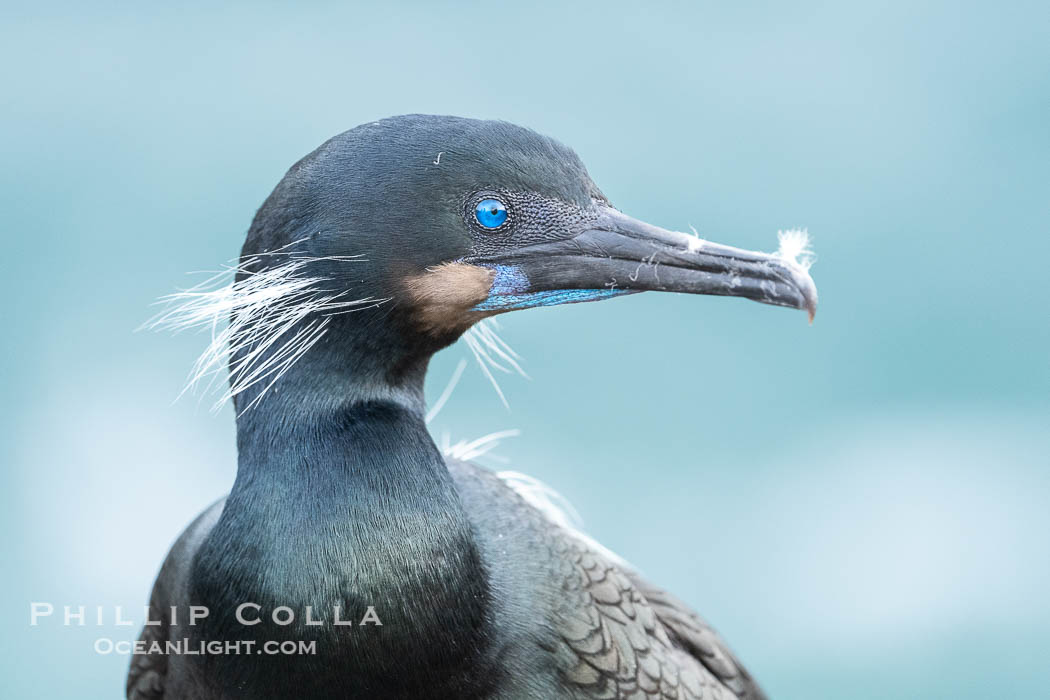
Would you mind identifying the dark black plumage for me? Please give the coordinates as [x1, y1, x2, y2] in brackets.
[131, 115, 816, 699]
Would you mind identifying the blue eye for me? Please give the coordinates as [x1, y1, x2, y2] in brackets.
[474, 198, 508, 229]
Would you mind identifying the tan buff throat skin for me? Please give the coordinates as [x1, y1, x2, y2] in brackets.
[403, 262, 497, 336]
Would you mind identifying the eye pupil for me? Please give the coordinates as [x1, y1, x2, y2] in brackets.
[475, 198, 508, 229]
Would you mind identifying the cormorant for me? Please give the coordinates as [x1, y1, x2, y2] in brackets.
[129, 115, 816, 700]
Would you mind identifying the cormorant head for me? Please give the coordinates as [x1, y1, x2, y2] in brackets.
[229, 115, 816, 407]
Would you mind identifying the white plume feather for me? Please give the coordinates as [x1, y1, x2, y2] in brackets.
[776, 228, 815, 271]
[144, 242, 389, 413]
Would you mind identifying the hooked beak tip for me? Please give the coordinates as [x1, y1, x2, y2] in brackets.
[803, 274, 818, 324]
[777, 257, 818, 324]
[800, 277, 818, 324]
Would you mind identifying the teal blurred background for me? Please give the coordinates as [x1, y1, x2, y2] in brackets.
[3, 1, 1048, 697]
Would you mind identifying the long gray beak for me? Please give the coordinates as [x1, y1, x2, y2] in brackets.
[471, 205, 818, 321]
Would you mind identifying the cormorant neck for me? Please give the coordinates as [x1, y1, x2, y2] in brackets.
[183, 308, 496, 697]
[228, 303, 452, 420]
[232, 310, 436, 415]
[194, 393, 493, 697]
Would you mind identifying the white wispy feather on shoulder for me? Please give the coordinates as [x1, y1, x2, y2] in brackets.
[144, 240, 389, 413]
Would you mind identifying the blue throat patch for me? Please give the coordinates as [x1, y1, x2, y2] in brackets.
[472, 264, 632, 311]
